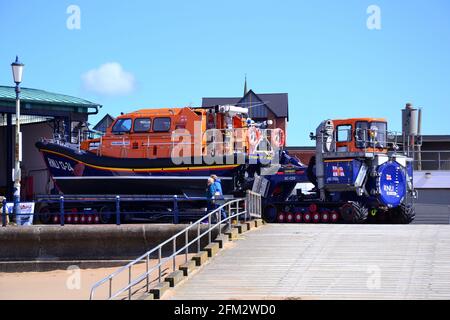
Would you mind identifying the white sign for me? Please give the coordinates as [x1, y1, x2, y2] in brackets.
[5, 202, 35, 226]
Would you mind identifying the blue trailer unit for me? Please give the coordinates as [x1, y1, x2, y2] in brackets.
[324, 159, 362, 186]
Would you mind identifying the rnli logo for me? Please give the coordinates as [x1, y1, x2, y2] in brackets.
[386, 174, 392, 181]
[383, 184, 398, 196]
[332, 166, 345, 177]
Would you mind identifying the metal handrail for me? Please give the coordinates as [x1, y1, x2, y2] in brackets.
[410, 150, 450, 171]
[89, 191, 261, 300]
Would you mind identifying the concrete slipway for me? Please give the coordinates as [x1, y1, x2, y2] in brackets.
[168, 224, 450, 300]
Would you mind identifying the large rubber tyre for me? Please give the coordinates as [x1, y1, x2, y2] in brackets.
[263, 204, 278, 223]
[340, 202, 368, 224]
[390, 204, 415, 224]
[98, 206, 113, 224]
[37, 206, 53, 224]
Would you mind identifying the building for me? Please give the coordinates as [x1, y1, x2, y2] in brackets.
[202, 86, 289, 134]
[0, 86, 101, 200]
[93, 113, 115, 133]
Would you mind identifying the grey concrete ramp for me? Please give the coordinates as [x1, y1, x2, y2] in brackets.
[168, 224, 450, 300]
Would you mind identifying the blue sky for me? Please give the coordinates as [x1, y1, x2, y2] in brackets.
[1, 0, 449, 145]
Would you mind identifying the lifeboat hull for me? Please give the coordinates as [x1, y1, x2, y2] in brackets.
[36, 141, 247, 196]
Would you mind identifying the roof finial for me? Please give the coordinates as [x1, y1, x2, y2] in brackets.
[243, 74, 248, 96]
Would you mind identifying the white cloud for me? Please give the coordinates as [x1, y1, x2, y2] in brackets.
[82, 62, 136, 96]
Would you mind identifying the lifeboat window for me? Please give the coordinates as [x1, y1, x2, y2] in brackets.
[153, 117, 171, 132]
[336, 125, 352, 142]
[112, 118, 132, 134]
[134, 118, 152, 132]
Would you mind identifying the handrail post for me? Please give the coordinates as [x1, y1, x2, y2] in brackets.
[438, 152, 441, 170]
[185, 230, 188, 263]
[115, 196, 121, 225]
[208, 214, 211, 244]
[227, 203, 231, 231]
[2, 198, 6, 227]
[173, 195, 179, 224]
[128, 266, 132, 300]
[158, 247, 162, 283]
[218, 206, 222, 235]
[109, 278, 112, 299]
[146, 254, 149, 292]
[244, 195, 248, 222]
[197, 223, 200, 253]
[172, 238, 176, 271]
[259, 194, 262, 217]
[59, 196, 65, 226]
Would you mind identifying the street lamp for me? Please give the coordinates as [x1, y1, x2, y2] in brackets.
[11, 56, 24, 220]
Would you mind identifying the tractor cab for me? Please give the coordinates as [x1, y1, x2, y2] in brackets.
[333, 118, 388, 154]
[314, 118, 389, 159]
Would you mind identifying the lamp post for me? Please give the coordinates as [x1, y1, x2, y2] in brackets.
[11, 56, 24, 220]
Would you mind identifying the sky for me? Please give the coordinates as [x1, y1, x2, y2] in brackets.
[0, 0, 449, 146]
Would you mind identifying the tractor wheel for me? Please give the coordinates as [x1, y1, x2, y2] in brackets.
[286, 213, 294, 223]
[277, 212, 285, 223]
[340, 202, 368, 224]
[312, 212, 320, 223]
[99, 206, 113, 224]
[303, 212, 312, 223]
[321, 211, 330, 223]
[390, 204, 415, 224]
[37, 206, 52, 224]
[330, 211, 339, 223]
[263, 205, 278, 223]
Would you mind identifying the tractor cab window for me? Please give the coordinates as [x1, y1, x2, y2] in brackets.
[336, 125, 352, 142]
[355, 121, 387, 149]
[370, 122, 387, 148]
[355, 122, 369, 148]
[112, 118, 132, 134]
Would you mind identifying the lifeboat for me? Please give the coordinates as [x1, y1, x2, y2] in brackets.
[36, 105, 285, 196]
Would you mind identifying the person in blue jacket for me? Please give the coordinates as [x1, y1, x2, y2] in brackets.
[204, 177, 217, 223]
[210, 174, 223, 195]
[210, 175, 226, 220]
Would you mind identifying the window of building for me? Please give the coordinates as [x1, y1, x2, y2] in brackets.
[134, 118, 152, 132]
[153, 117, 171, 132]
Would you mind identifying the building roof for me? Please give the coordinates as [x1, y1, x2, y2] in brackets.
[93, 113, 116, 131]
[421, 135, 450, 142]
[0, 86, 100, 108]
[202, 90, 289, 119]
[202, 97, 241, 107]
